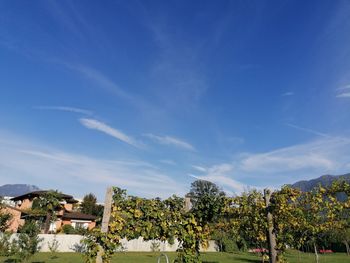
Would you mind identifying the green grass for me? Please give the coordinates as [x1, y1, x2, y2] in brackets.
[0, 250, 348, 263]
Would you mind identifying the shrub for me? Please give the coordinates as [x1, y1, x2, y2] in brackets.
[61, 224, 76, 234]
[48, 235, 59, 254]
[16, 220, 43, 262]
[150, 241, 161, 252]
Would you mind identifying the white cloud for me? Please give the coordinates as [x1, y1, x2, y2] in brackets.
[144, 133, 195, 151]
[336, 92, 350, 98]
[241, 151, 334, 173]
[286, 123, 331, 138]
[282, 92, 294, 96]
[80, 118, 141, 148]
[34, 106, 93, 115]
[192, 136, 350, 192]
[189, 163, 246, 193]
[191, 165, 207, 172]
[0, 133, 184, 199]
[239, 137, 350, 175]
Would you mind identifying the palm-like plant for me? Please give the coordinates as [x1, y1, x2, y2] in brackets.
[36, 190, 64, 234]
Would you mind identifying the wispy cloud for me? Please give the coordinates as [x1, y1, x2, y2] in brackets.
[239, 137, 350, 175]
[191, 165, 207, 172]
[282, 92, 294, 96]
[61, 63, 161, 117]
[336, 84, 350, 98]
[144, 133, 195, 151]
[80, 118, 141, 148]
[64, 64, 133, 101]
[0, 132, 183, 199]
[143, 13, 208, 110]
[336, 84, 350, 90]
[193, 136, 350, 192]
[336, 92, 350, 98]
[189, 163, 246, 193]
[159, 159, 176, 165]
[34, 106, 93, 115]
[286, 123, 331, 138]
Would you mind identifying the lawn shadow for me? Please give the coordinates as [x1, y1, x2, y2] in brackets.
[236, 259, 261, 263]
[232, 255, 261, 263]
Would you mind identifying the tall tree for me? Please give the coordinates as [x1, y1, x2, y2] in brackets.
[187, 180, 226, 225]
[80, 193, 103, 218]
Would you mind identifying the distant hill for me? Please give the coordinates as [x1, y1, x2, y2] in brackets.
[0, 184, 41, 197]
[291, 173, 350, 191]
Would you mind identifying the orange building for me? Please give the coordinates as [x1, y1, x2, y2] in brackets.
[3, 191, 96, 233]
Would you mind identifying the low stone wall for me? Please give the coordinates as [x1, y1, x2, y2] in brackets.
[38, 234, 84, 252]
[11, 234, 217, 252]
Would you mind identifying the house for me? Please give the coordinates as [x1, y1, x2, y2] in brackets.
[1, 204, 27, 232]
[3, 190, 96, 233]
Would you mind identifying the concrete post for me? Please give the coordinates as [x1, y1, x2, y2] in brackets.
[264, 189, 277, 263]
[96, 187, 113, 263]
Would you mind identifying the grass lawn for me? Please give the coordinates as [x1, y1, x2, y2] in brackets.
[1, 250, 348, 262]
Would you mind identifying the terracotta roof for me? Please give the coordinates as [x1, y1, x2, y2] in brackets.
[11, 191, 78, 203]
[62, 211, 97, 221]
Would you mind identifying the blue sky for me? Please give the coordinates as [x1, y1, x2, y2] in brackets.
[1, 0, 350, 200]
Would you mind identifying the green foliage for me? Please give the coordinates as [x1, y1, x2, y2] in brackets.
[108, 187, 209, 263]
[32, 190, 65, 234]
[0, 232, 19, 257]
[16, 220, 43, 262]
[48, 235, 59, 254]
[211, 227, 241, 252]
[61, 224, 76, 234]
[226, 190, 268, 249]
[60, 224, 88, 235]
[174, 213, 210, 263]
[150, 241, 160, 252]
[188, 180, 226, 225]
[79, 180, 350, 263]
[81, 228, 118, 263]
[0, 213, 12, 233]
[0, 200, 12, 232]
[80, 193, 104, 218]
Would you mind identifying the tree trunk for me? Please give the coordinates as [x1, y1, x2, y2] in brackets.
[264, 189, 277, 263]
[44, 212, 52, 234]
[313, 243, 319, 263]
[344, 240, 350, 256]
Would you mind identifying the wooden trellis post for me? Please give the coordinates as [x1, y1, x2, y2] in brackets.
[96, 186, 113, 263]
[264, 189, 277, 263]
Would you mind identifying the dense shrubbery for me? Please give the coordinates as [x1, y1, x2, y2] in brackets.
[60, 224, 88, 235]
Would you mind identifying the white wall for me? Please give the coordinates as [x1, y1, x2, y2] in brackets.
[13, 234, 217, 252]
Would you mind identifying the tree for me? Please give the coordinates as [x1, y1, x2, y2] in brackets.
[80, 193, 104, 218]
[227, 190, 268, 252]
[35, 190, 64, 234]
[293, 182, 350, 263]
[187, 180, 226, 225]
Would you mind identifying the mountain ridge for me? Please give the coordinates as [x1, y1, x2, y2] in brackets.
[290, 173, 350, 191]
[0, 184, 41, 197]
